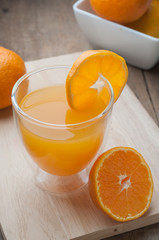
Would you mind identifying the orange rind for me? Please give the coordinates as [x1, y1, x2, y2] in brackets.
[89, 147, 154, 222]
[66, 50, 128, 111]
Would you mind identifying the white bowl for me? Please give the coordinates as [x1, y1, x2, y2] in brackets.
[73, 0, 159, 69]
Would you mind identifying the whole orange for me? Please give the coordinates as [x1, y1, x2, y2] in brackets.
[90, 0, 152, 24]
[0, 47, 26, 110]
[126, 0, 159, 38]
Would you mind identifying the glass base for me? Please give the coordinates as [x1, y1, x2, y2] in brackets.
[35, 168, 89, 195]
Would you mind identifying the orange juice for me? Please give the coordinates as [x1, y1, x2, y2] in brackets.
[19, 85, 108, 176]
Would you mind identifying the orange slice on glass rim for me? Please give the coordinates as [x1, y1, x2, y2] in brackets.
[89, 147, 154, 222]
[66, 50, 128, 111]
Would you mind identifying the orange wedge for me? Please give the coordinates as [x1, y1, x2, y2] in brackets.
[89, 147, 154, 222]
[66, 50, 128, 111]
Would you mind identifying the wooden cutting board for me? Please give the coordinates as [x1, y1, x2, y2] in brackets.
[0, 52, 159, 240]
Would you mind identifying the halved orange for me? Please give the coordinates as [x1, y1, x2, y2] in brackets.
[66, 50, 128, 111]
[89, 147, 154, 222]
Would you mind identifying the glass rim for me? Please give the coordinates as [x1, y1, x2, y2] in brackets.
[11, 65, 114, 129]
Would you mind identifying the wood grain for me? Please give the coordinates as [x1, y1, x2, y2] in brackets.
[0, 0, 159, 239]
[0, 0, 158, 128]
[0, 53, 159, 240]
[127, 65, 159, 125]
[0, 0, 90, 61]
[144, 63, 159, 125]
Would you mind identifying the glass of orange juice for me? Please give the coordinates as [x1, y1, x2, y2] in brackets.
[11, 66, 114, 194]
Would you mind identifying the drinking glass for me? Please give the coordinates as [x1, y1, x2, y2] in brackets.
[11, 66, 114, 194]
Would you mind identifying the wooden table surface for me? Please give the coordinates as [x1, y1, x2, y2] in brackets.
[0, 0, 159, 239]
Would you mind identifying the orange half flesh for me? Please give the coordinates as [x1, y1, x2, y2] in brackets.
[89, 147, 154, 222]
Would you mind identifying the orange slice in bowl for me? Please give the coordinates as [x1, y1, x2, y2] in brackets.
[89, 147, 154, 222]
[66, 50, 128, 111]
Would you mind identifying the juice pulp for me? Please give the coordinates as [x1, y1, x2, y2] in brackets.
[19, 85, 108, 176]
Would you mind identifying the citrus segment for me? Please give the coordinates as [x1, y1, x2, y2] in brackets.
[89, 147, 153, 222]
[73, 88, 98, 110]
[66, 50, 128, 111]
